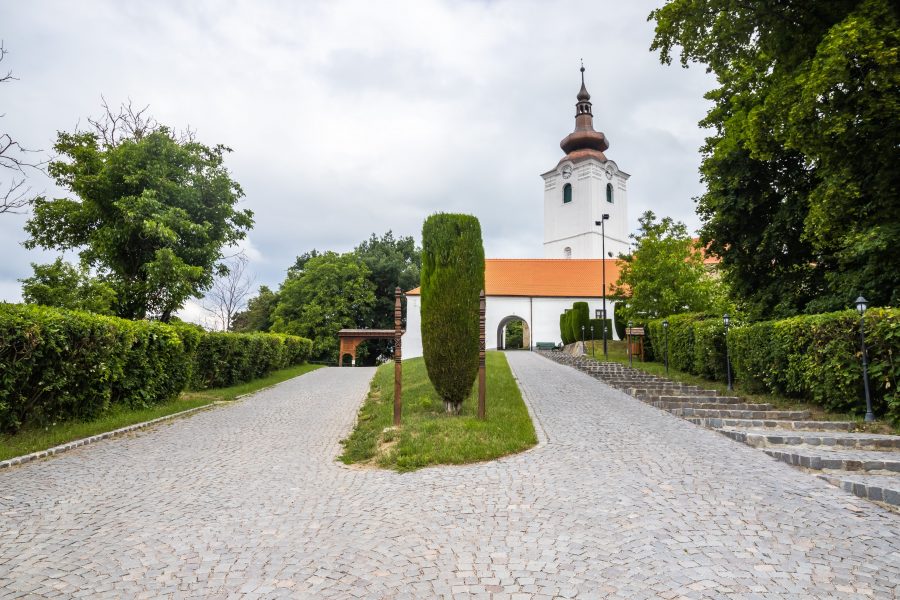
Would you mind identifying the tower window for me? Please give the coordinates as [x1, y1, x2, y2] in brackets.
[564, 247, 572, 259]
[606, 182, 614, 203]
[563, 183, 572, 204]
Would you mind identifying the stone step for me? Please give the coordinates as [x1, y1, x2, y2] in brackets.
[626, 389, 720, 400]
[652, 401, 774, 411]
[763, 447, 900, 473]
[719, 429, 900, 451]
[639, 394, 740, 404]
[684, 417, 856, 432]
[817, 473, 900, 508]
[670, 408, 811, 420]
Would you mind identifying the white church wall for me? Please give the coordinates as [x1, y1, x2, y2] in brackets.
[401, 294, 621, 360]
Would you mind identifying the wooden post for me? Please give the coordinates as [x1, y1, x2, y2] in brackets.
[478, 289, 486, 420]
[393, 287, 402, 427]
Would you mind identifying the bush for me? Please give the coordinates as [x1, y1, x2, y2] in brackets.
[588, 318, 612, 341]
[0, 303, 312, 433]
[613, 302, 627, 340]
[420, 213, 485, 414]
[571, 302, 590, 343]
[559, 313, 570, 344]
[650, 307, 900, 423]
[728, 309, 900, 421]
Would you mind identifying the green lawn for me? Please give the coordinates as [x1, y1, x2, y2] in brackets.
[0, 363, 323, 462]
[339, 352, 537, 472]
[586, 340, 896, 434]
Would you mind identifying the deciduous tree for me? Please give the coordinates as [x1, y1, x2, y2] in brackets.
[270, 251, 375, 361]
[24, 101, 253, 321]
[650, 0, 900, 315]
[20, 258, 116, 315]
[612, 211, 727, 322]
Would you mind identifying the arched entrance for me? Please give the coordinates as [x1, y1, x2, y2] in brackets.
[496, 315, 530, 350]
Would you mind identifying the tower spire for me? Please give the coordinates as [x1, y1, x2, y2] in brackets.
[559, 63, 608, 161]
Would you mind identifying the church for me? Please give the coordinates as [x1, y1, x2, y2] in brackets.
[403, 68, 628, 358]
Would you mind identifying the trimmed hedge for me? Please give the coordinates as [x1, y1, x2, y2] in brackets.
[646, 308, 900, 424]
[0, 303, 312, 433]
[588, 318, 612, 340]
[571, 302, 590, 343]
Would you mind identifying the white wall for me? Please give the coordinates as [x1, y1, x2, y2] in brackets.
[401, 294, 620, 359]
[542, 158, 630, 259]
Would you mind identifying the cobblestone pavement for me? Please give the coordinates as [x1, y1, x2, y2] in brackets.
[2, 354, 900, 599]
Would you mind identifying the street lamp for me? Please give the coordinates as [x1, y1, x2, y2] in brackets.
[581, 324, 586, 355]
[590, 324, 594, 357]
[856, 296, 874, 422]
[723, 313, 732, 391]
[595, 214, 610, 359]
[627, 320, 633, 367]
[662, 320, 669, 377]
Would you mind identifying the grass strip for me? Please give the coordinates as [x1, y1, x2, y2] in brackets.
[0, 363, 323, 461]
[339, 352, 537, 472]
[586, 340, 896, 434]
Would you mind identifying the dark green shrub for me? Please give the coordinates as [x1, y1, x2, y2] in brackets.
[692, 318, 728, 380]
[113, 319, 194, 410]
[663, 313, 702, 373]
[587, 318, 611, 340]
[728, 321, 777, 393]
[559, 313, 570, 344]
[613, 302, 627, 340]
[0, 304, 125, 432]
[571, 302, 590, 344]
[0, 303, 313, 432]
[420, 213, 485, 414]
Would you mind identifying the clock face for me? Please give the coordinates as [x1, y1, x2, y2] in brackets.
[561, 165, 573, 179]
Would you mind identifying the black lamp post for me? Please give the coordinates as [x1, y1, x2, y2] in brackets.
[590, 325, 594, 357]
[856, 296, 874, 422]
[595, 214, 610, 359]
[662, 320, 669, 377]
[627, 320, 633, 367]
[723, 313, 732, 391]
[581, 324, 585, 354]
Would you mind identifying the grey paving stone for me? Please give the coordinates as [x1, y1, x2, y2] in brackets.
[1, 354, 899, 598]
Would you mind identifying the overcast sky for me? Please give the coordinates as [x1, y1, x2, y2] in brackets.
[1, 0, 714, 321]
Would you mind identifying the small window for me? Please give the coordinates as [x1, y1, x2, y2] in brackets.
[564, 247, 572, 259]
[563, 183, 572, 204]
[606, 182, 614, 203]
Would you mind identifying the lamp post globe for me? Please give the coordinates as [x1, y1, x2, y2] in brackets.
[662, 320, 669, 376]
[855, 296, 874, 422]
[723, 313, 732, 391]
[595, 214, 611, 360]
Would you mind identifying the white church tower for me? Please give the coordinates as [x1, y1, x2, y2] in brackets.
[542, 66, 630, 259]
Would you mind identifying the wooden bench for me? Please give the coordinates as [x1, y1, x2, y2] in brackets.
[535, 342, 560, 351]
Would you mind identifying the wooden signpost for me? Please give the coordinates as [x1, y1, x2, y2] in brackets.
[478, 289, 486, 420]
[394, 286, 403, 427]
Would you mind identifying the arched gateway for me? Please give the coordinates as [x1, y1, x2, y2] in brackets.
[496, 315, 530, 350]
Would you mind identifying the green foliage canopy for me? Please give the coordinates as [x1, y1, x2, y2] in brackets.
[612, 211, 727, 323]
[231, 285, 279, 333]
[20, 258, 116, 315]
[24, 121, 253, 321]
[650, 0, 900, 316]
[271, 251, 376, 362]
[420, 214, 485, 414]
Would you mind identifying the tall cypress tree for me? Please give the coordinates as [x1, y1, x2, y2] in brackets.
[420, 214, 485, 414]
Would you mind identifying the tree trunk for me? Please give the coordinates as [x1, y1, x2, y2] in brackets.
[444, 400, 462, 415]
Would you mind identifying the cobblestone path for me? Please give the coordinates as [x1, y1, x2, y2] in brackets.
[2, 354, 899, 599]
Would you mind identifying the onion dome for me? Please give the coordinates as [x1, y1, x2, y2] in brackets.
[559, 64, 609, 164]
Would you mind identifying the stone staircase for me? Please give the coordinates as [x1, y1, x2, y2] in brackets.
[539, 351, 900, 510]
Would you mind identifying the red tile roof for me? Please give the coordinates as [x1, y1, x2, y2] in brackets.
[406, 258, 622, 297]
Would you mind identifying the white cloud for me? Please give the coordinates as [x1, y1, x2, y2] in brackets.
[1, 0, 715, 301]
